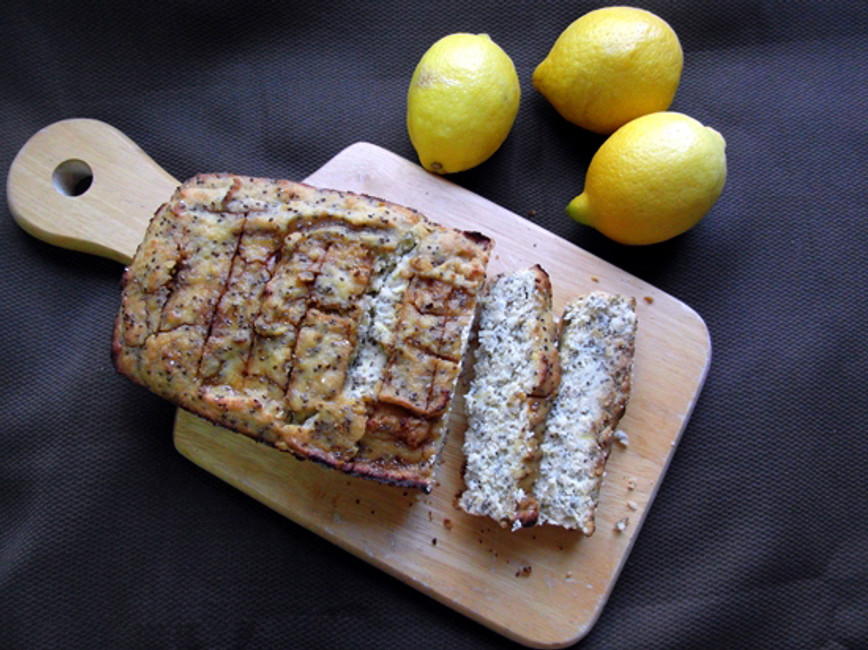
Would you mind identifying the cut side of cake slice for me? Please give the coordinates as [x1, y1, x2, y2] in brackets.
[533, 292, 637, 535]
[458, 265, 560, 530]
[112, 174, 492, 491]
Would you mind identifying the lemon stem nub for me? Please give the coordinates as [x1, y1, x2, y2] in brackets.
[566, 193, 592, 226]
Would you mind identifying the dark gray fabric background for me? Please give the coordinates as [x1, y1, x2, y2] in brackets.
[2, 1, 866, 648]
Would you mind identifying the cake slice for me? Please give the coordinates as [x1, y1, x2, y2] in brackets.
[458, 266, 560, 530]
[533, 292, 637, 535]
[112, 174, 492, 491]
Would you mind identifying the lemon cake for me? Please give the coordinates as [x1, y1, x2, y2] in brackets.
[458, 266, 560, 530]
[112, 174, 492, 491]
[533, 292, 637, 534]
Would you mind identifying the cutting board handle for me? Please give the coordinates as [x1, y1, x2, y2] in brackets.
[7, 119, 179, 265]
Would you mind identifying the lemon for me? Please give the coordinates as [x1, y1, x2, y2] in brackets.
[567, 112, 726, 245]
[533, 7, 683, 134]
[407, 33, 520, 174]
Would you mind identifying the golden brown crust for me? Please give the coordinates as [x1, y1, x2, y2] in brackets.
[526, 264, 561, 400]
[113, 174, 492, 491]
[512, 266, 560, 525]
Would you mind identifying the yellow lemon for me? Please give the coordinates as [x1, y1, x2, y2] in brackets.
[533, 7, 683, 134]
[567, 112, 726, 245]
[407, 33, 520, 174]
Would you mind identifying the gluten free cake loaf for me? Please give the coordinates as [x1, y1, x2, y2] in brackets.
[458, 266, 560, 530]
[112, 174, 492, 491]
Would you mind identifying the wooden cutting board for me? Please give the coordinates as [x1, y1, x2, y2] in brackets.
[8, 119, 711, 648]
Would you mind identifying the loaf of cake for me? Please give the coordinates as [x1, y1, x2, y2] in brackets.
[112, 174, 492, 491]
[457, 266, 560, 530]
[533, 292, 637, 535]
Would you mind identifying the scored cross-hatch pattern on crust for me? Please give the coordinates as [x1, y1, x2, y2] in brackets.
[113, 174, 492, 491]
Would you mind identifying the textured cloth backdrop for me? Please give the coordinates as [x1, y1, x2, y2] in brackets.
[1, 2, 866, 648]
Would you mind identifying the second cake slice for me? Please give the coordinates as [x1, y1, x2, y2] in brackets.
[458, 265, 560, 530]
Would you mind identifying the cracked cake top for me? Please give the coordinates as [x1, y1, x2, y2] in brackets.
[112, 174, 492, 491]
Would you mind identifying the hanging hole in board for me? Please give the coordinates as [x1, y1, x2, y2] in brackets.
[52, 159, 93, 196]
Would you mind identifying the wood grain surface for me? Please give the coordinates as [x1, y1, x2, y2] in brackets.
[8, 120, 711, 648]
